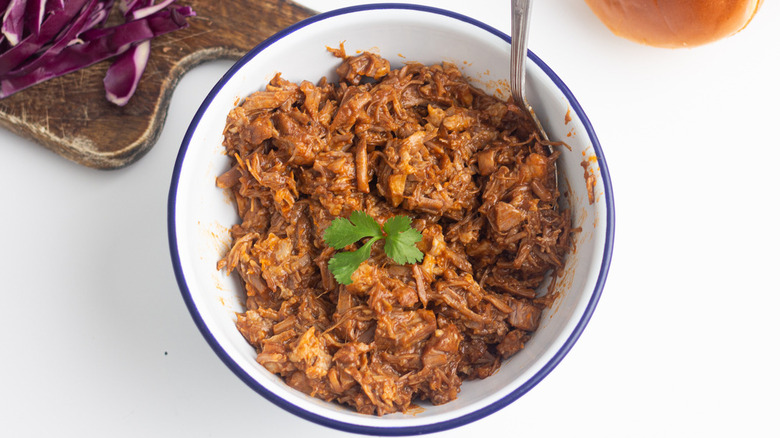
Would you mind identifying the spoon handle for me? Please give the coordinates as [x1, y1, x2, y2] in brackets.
[510, 0, 533, 105]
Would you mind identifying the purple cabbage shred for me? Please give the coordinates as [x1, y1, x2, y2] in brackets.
[1, 0, 28, 47]
[0, 0, 194, 105]
[104, 39, 148, 106]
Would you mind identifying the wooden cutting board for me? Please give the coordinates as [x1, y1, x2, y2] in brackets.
[0, 1, 314, 169]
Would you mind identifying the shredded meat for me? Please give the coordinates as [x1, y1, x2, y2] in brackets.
[217, 45, 572, 415]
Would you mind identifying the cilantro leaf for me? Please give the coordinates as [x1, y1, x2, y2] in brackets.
[383, 216, 424, 265]
[348, 210, 383, 237]
[323, 212, 424, 285]
[327, 236, 380, 285]
[323, 211, 382, 249]
[382, 215, 413, 237]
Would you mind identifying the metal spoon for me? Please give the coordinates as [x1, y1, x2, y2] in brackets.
[510, 0, 547, 140]
[510, 0, 558, 192]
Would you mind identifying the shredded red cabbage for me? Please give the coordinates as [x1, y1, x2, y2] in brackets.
[128, 0, 173, 20]
[0, 0, 194, 105]
[1, 0, 97, 76]
[1, 0, 28, 47]
[103, 39, 148, 105]
[24, 0, 47, 36]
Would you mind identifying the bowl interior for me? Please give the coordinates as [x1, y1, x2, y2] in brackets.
[170, 5, 612, 434]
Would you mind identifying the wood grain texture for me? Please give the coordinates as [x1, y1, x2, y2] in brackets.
[0, 1, 314, 169]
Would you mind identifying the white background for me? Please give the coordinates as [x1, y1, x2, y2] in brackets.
[2, 1, 779, 436]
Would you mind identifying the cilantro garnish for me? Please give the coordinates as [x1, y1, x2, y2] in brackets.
[324, 211, 424, 285]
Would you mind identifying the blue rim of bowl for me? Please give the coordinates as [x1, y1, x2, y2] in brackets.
[168, 3, 615, 436]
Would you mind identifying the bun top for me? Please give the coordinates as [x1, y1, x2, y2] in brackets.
[584, 0, 763, 48]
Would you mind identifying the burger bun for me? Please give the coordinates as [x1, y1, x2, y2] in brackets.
[584, 0, 763, 48]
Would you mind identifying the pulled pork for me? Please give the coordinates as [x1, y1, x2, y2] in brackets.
[216, 46, 572, 415]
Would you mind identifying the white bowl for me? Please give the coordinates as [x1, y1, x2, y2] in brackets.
[168, 4, 614, 435]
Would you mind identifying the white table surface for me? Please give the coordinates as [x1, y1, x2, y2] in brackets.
[2, 1, 779, 436]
